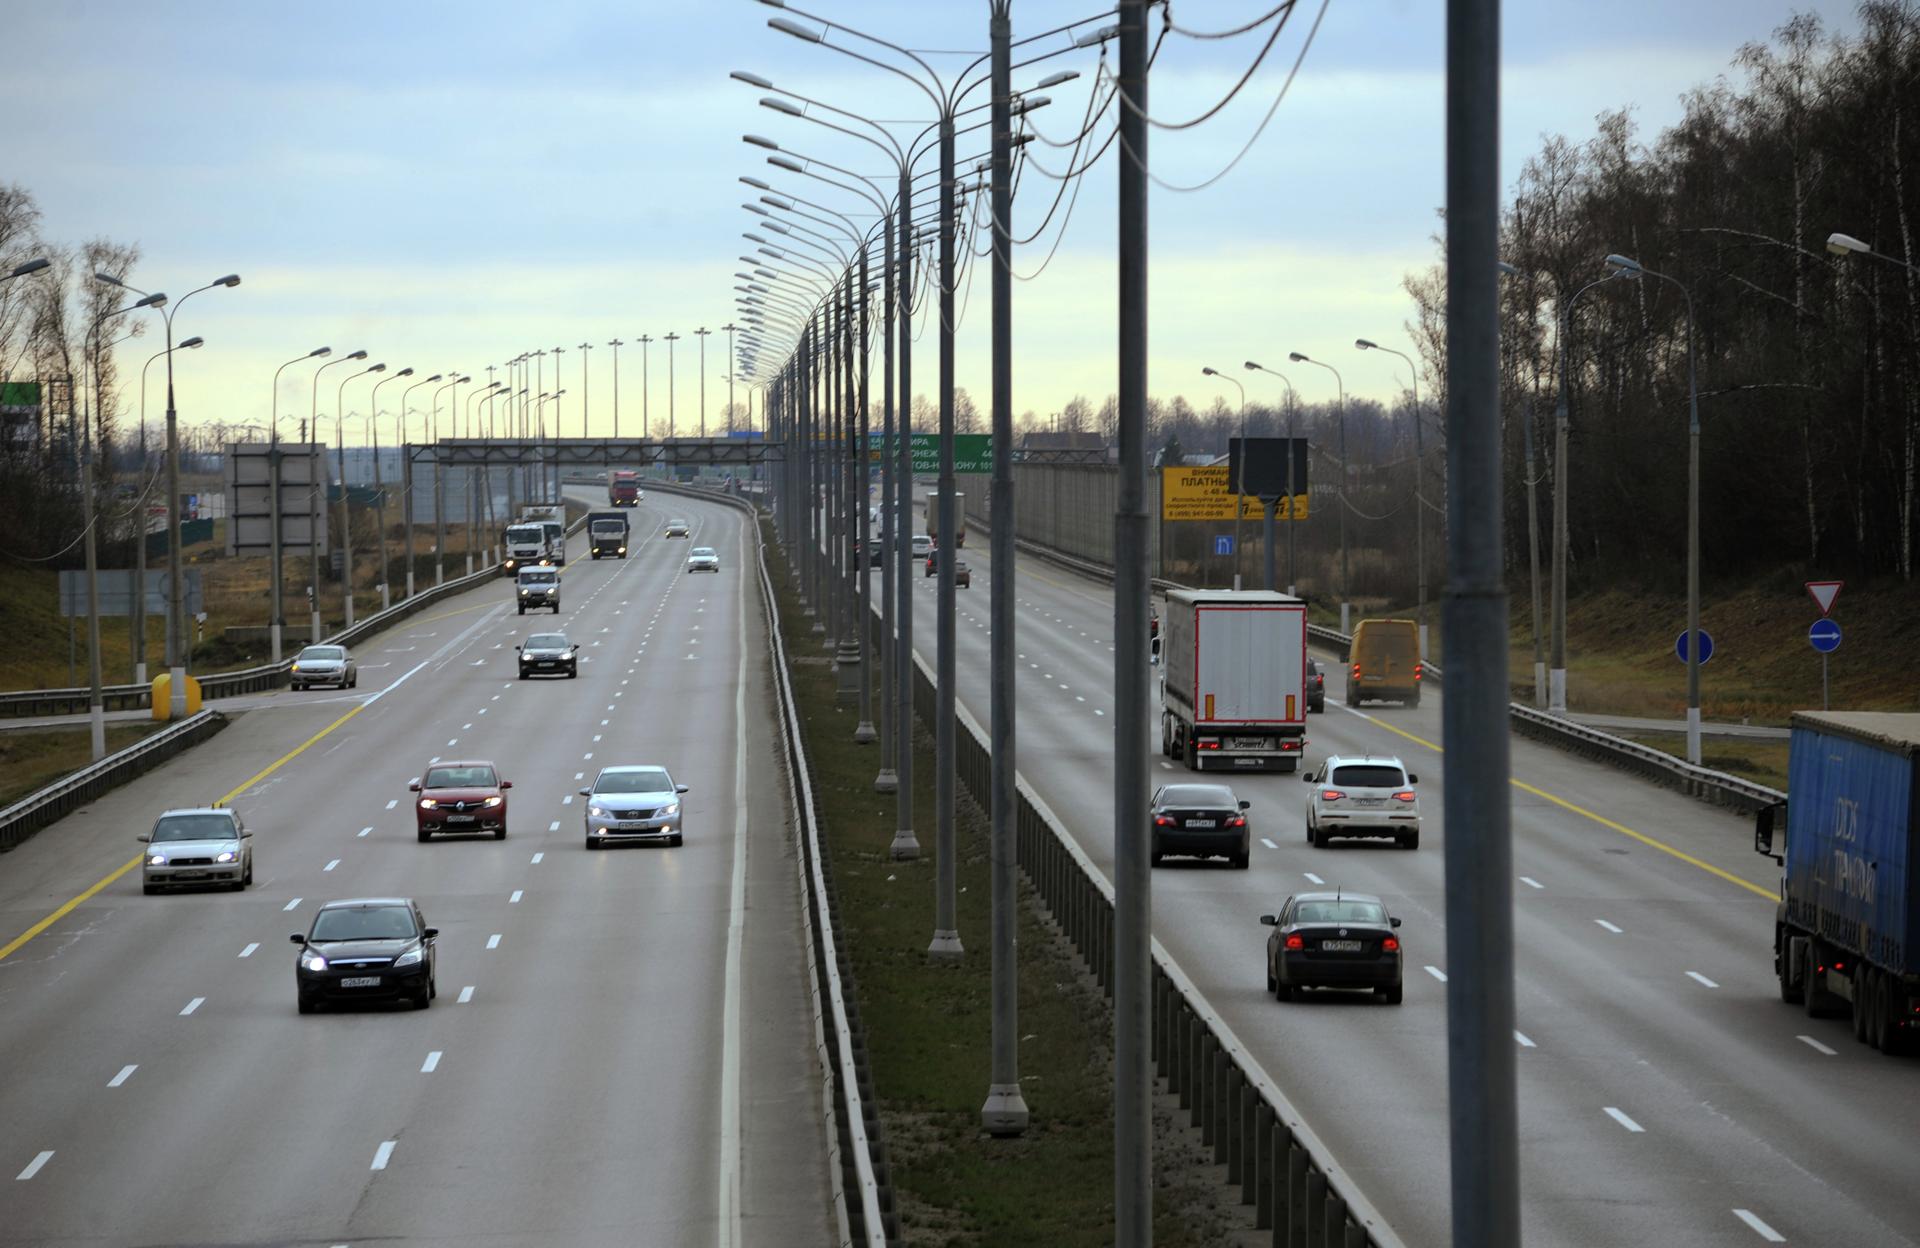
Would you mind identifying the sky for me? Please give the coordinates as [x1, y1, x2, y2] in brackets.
[2, 0, 1867, 442]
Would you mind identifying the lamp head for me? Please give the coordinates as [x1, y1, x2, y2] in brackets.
[1826, 232, 1869, 256]
[396, 367, 414, 377]
[769, 155, 805, 173]
[761, 97, 803, 117]
[739, 176, 771, 190]
[311, 347, 332, 358]
[347, 349, 368, 360]
[1355, 338, 1377, 351]
[424, 373, 443, 382]
[9, 257, 50, 278]
[136, 292, 168, 309]
[744, 134, 780, 151]
[1287, 352, 1309, 363]
[744, 204, 770, 215]
[1496, 260, 1519, 276]
[1243, 361, 1262, 371]
[1603, 253, 1642, 276]
[1036, 70, 1079, 89]
[731, 70, 774, 88]
[761, 194, 794, 210]
[1201, 367, 1219, 377]
[215, 274, 241, 287]
[178, 336, 205, 350]
[769, 16, 822, 42]
[366, 363, 387, 374]
[1074, 24, 1119, 47]
[93, 271, 126, 287]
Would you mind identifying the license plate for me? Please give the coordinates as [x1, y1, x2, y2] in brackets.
[1185, 819, 1216, 828]
[1356, 798, 1386, 807]
[1232, 738, 1265, 749]
[445, 815, 476, 824]
[1321, 940, 1363, 952]
[340, 976, 382, 988]
[1364, 675, 1384, 682]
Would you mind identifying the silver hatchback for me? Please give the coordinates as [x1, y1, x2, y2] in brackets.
[140, 808, 253, 893]
[291, 644, 357, 691]
[579, 765, 689, 848]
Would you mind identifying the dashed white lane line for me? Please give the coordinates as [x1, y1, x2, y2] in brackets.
[462, 723, 473, 730]
[1602, 1107, 1645, 1133]
[1732, 1209, 1786, 1242]
[549, 821, 561, 832]
[108, 1065, 138, 1087]
[238, 942, 259, 958]
[1424, 966, 1448, 982]
[1514, 1030, 1537, 1049]
[1686, 971, 1720, 989]
[1520, 876, 1543, 889]
[15, 1150, 53, 1181]
[600, 719, 610, 726]
[284, 898, 302, 911]
[421, 1051, 442, 1073]
[458, 986, 475, 1004]
[574, 772, 585, 781]
[532, 852, 544, 864]
[486, 934, 502, 950]
[584, 752, 594, 759]
[385, 799, 398, 810]
[1594, 919, 1624, 934]
[1796, 1034, 1838, 1056]
[180, 997, 205, 1016]
[510, 890, 523, 904]
[1260, 838, 1279, 850]
[371, 1140, 396, 1170]
[1304, 872, 1326, 885]
[563, 795, 574, 805]
[1094, 709, 1105, 716]
[593, 734, 603, 742]
[324, 859, 340, 872]
[358, 826, 372, 838]
[1158, 761, 1173, 770]
[446, 739, 458, 747]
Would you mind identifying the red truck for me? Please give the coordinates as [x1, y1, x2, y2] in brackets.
[609, 470, 640, 507]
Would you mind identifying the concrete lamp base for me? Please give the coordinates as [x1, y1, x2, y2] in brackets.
[889, 830, 922, 860]
[926, 931, 964, 963]
[852, 720, 877, 744]
[981, 1086, 1031, 1138]
[873, 768, 899, 794]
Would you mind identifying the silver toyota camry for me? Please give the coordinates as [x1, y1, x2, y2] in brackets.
[140, 807, 253, 893]
[579, 765, 689, 849]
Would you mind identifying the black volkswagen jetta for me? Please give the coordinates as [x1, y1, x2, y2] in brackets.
[1150, 782, 1251, 869]
[293, 898, 438, 1013]
[1261, 891, 1403, 1004]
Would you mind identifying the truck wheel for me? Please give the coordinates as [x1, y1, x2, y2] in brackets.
[1802, 944, 1828, 1018]
[1856, 970, 1873, 1045]
[1160, 714, 1171, 757]
[1346, 682, 1358, 705]
[1409, 689, 1422, 709]
[517, 606, 525, 616]
[1776, 929, 1801, 1004]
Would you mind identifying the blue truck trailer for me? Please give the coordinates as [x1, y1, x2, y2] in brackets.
[1756, 711, 1920, 1054]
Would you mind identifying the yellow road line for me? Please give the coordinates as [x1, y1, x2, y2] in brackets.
[0, 699, 372, 965]
[1342, 705, 1777, 900]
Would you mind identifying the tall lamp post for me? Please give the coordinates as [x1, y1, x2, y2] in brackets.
[1605, 251, 1704, 764]
[1827, 230, 1920, 273]
[430, 373, 462, 584]
[398, 372, 441, 599]
[268, 347, 331, 661]
[608, 338, 623, 439]
[720, 323, 739, 434]
[1289, 351, 1351, 633]
[138, 336, 205, 682]
[1356, 337, 1429, 658]
[1244, 360, 1300, 592]
[695, 327, 711, 439]
[637, 334, 653, 443]
[310, 350, 367, 641]
[664, 332, 680, 441]
[577, 341, 592, 437]
[1200, 366, 1249, 588]
[336, 362, 386, 627]
[369, 367, 414, 611]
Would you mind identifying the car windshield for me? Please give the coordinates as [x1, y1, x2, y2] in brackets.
[299, 647, 344, 661]
[594, 767, 672, 795]
[506, 525, 543, 543]
[311, 906, 417, 941]
[425, 765, 496, 789]
[520, 570, 557, 585]
[591, 520, 624, 533]
[669, 519, 689, 528]
[527, 634, 568, 649]
[691, 547, 716, 558]
[152, 814, 237, 842]
[1291, 899, 1389, 926]
[1160, 785, 1236, 808]
[1330, 764, 1406, 789]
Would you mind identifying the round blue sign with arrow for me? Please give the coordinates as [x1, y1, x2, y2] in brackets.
[1809, 618, 1842, 654]
[1675, 628, 1715, 665]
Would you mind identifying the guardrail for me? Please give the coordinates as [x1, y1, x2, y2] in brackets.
[0, 710, 227, 852]
[661, 478, 891, 1246]
[0, 513, 588, 719]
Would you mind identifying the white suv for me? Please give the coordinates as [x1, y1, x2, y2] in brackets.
[1303, 755, 1421, 849]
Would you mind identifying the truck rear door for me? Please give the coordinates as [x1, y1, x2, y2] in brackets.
[1194, 604, 1305, 725]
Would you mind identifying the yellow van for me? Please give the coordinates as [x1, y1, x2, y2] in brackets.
[1347, 618, 1422, 707]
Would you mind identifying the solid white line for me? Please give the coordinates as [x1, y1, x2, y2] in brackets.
[238, 942, 259, 958]
[1304, 872, 1325, 885]
[1796, 1034, 1838, 1056]
[1595, 919, 1624, 933]
[1686, 971, 1720, 988]
[284, 897, 302, 911]
[1603, 1107, 1645, 1133]
[531, 852, 544, 864]
[1732, 1209, 1787, 1242]
[324, 859, 340, 872]
[717, 507, 749, 1247]
[486, 934, 501, 949]
[108, 1064, 137, 1087]
[180, 997, 204, 1016]
[357, 826, 372, 838]
[509, 890, 523, 903]
[363, 658, 433, 706]
[15, 1150, 53, 1181]
[421, 1051, 442, 1073]
[457, 985, 474, 1003]
[1514, 1030, 1537, 1049]
[1424, 965, 1448, 982]
[370, 1140, 396, 1170]
[1260, 837, 1279, 850]
[1519, 876, 1543, 889]
[385, 799, 398, 810]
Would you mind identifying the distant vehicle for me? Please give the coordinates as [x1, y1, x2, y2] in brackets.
[1346, 618, 1422, 707]
[925, 550, 938, 578]
[954, 560, 972, 589]
[587, 510, 630, 559]
[503, 521, 561, 574]
[1159, 590, 1309, 772]
[580, 765, 690, 848]
[410, 760, 511, 840]
[1149, 782, 1250, 868]
[910, 534, 932, 559]
[516, 566, 560, 614]
[1303, 755, 1421, 849]
[664, 518, 691, 538]
[517, 632, 578, 679]
[609, 469, 641, 507]
[1758, 711, 1920, 1054]
[292, 897, 437, 1013]
[139, 807, 251, 893]
[1306, 657, 1326, 713]
[1262, 892, 1403, 1004]
[290, 644, 356, 691]
[686, 546, 720, 573]
[924, 490, 967, 548]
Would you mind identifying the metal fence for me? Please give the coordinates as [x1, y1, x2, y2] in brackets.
[0, 711, 227, 852]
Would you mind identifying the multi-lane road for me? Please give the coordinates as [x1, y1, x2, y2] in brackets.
[0, 492, 833, 1248]
[882, 527, 1920, 1247]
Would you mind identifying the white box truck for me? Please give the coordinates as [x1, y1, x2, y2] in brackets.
[1159, 589, 1309, 772]
[924, 491, 966, 548]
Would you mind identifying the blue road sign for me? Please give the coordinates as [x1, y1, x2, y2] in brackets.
[1675, 628, 1715, 665]
[1213, 535, 1235, 556]
[1809, 618, 1842, 653]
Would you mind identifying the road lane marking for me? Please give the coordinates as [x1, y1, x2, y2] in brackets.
[532, 853, 544, 864]
[1732, 1210, 1786, 1242]
[284, 898, 302, 911]
[421, 1051, 442, 1073]
[458, 986, 474, 1003]
[385, 799, 398, 810]
[324, 859, 340, 872]
[1424, 966, 1448, 982]
[563, 795, 574, 804]
[108, 1065, 138, 1087]
[1796, 1034, 1837, 1056]
[180, 997, 204, 1016]
[1686, 971, 1720, 988]
[1603, 1107, 1645, 1133]
[446, 738, 458, 747]
[510, 890, 523, 903]
[371, 1141, 396, 1170]
[1520, 876, 1543, 889]
[1304, 872, 1325, 884]
[1514, 1031, 1536, 1049]
[574, 772, 584, 780]
[486, 934, 501, 949]
[1260, 838, 1279, 850]
[1595, 919, 1623, 933]
[239, 943, 259, 958]
[717, 501, 749, 1247]
[15, 1151, 53, 1181]
[548, 821, 560, 831]
[358, 826, 372, 838]
[593, 734, 602, 742]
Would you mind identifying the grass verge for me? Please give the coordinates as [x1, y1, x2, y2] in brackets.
[764, 525, 1240, 1246]
[0, 722, 169, 810]
[1621, 732, 1792, 790]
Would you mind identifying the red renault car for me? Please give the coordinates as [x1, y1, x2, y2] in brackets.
[410, 760, 512, 841]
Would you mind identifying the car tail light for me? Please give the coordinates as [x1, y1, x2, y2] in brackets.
[1154, 816, 1174, 827]
[1281, 740, 1301, 751]
[1414, 663, 1424, 681]
[1392, 791, 1417, 803]
[1351, 663, 1361, 679]
[1321, 789, 1346, 802]
[1382, 936, 1400, 952]
[1227, 816, 1246, 827]
[1198, 740, 1221, 750]
[1284, 934, 1304, 950]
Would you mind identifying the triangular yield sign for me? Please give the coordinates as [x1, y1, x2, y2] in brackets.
[1806, 580, 1844, 616]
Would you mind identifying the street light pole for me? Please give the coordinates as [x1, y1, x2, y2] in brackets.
[578, 341, 592, 437]
[1201, 366, 1248, 589]
[311, 351, 367, 641]
[1357, 338, 1429, 658]
[721, 323, 739, 434]
[664, 333, 680, 442]
[370, 367, 413, 612]
[1244, 361, 1300, 592]
[337, 363, 386, 627]
[1290, 351, 1351, 632]
[138, 336, 205, 683]
[269, 348, 331, 661]
[638, 335, 652, 441]
[398, 373, 440, 600]
[608, 338, 623, 439]
[695, 327, 711, 439]
[1549, 271, 1625, 714]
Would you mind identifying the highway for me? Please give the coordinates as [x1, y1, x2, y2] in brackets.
[879, 532, 1920, 1247]
[0, 493, 833, 1248]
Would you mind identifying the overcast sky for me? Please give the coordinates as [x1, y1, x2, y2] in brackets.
[4, 0, 1862, 440]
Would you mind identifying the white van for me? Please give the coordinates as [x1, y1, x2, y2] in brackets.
[516, 566, 561, 615]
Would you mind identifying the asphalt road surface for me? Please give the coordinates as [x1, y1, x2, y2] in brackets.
[0, 493, 833, 1248]
[875, 529, 1920, 1248]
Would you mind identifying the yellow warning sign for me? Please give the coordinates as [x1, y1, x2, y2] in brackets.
[1159, 466, 1306, 521]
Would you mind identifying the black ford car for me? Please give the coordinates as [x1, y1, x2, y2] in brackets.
[293, 898, 438, 1013]
[1261, 891, 1403, 1004]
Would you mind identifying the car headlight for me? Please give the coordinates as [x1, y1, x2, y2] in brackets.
[588, 805, 608, 819]
[419, 798, 439, 809]
[147, 853, 167, 866]
[618, 547, 626, 554]
[519, 588, 529, 596]
[214, 850, 238, 864]
[290, 663, 301, 672]
[482, 795, 503, 808]
[659, 802, 680, 818]
[394, 948, 424, 967]
[301, 953, 328, 972]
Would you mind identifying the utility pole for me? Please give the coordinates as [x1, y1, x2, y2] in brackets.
[609, 338, 623, 439]
[579, 341, 592, 437]
[928, 104, 963, 965]
[891, 164, 921, 862]
[665, 332, 679, 442]
[721, 323, 738, 434]
[639, 334, 652, 441]
[695, 326, 711, 439]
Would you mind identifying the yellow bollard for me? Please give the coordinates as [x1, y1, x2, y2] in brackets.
[150, 672, 203, 721]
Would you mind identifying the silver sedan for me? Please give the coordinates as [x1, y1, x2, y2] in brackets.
[140, 807, 253, 893]
[290, 644, 357, 690]
[579, 765, 689, 848]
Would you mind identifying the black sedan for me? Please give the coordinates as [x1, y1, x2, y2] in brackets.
[292, 897, 438, 1013]
[1306, 657, 1326, 713]
[517, 632, 579, 679]
[1150, 783, 1250, 869]
[1261, 892, 1403, 1003]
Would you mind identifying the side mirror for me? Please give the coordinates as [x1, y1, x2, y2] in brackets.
[1258, 914, 1278, 927]
[676, 784, 690, 794]
[514, 644, 522, 651]
[241, 830, 253, 838]
[136, 832, 150, 842]
[578, 787, 592, 797]
[1238, 800, 1251, 811]
[572, 644, 580, 653]
[408, 781, 421, 792]
[1756, 800, 1787, 863]
[423, 927, 439, 939]
[1407, 774, 1418, 784]
[1300, 772, 1313, 783]
[289, 933, 306, 945]
[1390, 917, 1403, 929]
[500, 780, 513, 789]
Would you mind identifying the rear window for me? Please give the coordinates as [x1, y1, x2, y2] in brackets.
[1291, 899, 1388, 925]
[591, 520, 624, 532]
[425, 765, 496, 788]
[1330, 764, 1406, 789]
[152, 814, 238, 842]
[1160, 785, 1236, 807]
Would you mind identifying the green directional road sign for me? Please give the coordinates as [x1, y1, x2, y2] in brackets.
[869, 433, 991, 473]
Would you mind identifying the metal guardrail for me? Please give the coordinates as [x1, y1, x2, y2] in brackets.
[0, 710, 227, 852]
[0, 513, 589, 719]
